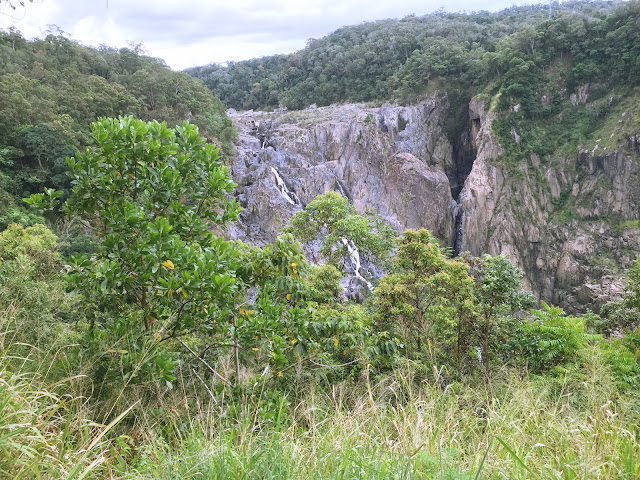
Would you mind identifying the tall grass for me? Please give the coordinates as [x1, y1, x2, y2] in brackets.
[115, 355, 639, 479]
[0, 313, 136, 479]
[2, 299, 638, 479]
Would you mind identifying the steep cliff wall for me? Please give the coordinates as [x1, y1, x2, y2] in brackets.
[228, 91, 640, 313]
[228, 93, 457, 246]
[458, 96, 640, 312]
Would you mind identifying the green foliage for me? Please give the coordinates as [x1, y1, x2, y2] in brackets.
[305, 263, 344, 304]
[232, 235, 386, 380]
[230, 234, 310, 373]
[23, 186, 63, 212]
[625, 257, 640, 307]
[48, 117, 240, 384]
[504, 302, 591, 374]
[470, 254, 536, 377]
[375, 229, 474, 366]
[0, 224, 79, 349]
[237, 234, 308, 303]
[286, 191, 395, 273]
[3, 6, 640, 476]
[187, 1, 632, 112]
[598, 334, 640, 390]
[599, 258, 640, 335]
[0, 30, 234, 151]
[0, 356, 112, 479]
[0, 223, 61, 297]
[476, 255, 534, 312]
[0, 222, 57, 261]
[0, 29, 236, 238]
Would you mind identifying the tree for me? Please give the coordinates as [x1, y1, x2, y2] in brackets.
[0, 223, 75, 348]
[472, 254, 535, 378]
[374, 229, 474, 366]
[285, 191, 395, 273]
[67, 116, 240, 326]
[231, 234, 309, 379]
[232, 235, 383, 383]
[28, 117, 241, 382]
[306, 263, 344, 305]
[508, 302, 589, 374]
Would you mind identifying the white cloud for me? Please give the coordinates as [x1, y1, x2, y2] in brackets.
[0, 0, 534, 70]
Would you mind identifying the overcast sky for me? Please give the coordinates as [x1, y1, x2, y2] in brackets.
[1, 0, 533, 70]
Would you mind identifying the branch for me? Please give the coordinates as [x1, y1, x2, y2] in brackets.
[308, 358, 359, 368]
[278, 355, 360, 374]
[175, 337, 229, 384]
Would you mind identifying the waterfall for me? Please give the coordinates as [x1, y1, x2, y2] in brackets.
[270, 167, 300, 205]
[334, 177, 349, 200]
[341, 238, 374, 291]
[452, 198, 464, 256]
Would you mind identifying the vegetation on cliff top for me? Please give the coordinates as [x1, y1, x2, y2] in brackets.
[187, 0, 640, 174]
[0, 29, 234, 231]
[186, 1, 638, 113]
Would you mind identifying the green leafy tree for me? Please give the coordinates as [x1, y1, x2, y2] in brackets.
[0, 223, 59, 277]
[286, 191, 395, 273]
[306, 263, 344, 305]
[472, 254, 535, 378]
[223, 235, 381, 385]
[230, 234, 309, 380]
[0, 223, 77, 348]
[65, 116, 240, 330]
[504, 302, 591, 374]
[374, 229, 474, 366]
[28, 117, 241, 383]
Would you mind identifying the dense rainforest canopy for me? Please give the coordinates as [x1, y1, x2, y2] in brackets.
[187, 1, 639, 115]
[0, 28, 234, 231]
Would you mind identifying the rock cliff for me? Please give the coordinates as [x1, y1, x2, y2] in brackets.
[228, 93, 456, 246]
[227, 92, 640, 313]
[457, 96, 640, 312]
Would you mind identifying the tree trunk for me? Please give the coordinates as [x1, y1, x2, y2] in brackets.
[141, 290, 151, 331]
[233, 315, 240, 385]
[484, 314, 490, 378]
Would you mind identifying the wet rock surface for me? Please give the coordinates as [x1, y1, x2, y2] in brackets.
[228, 93, 456, 246]
[227, 93, 640, 313]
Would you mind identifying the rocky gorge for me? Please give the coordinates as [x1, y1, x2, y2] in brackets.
[226, 91, 640, 313]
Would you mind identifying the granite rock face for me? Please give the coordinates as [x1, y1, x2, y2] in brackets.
[227, 92, 640, 313]
[228, 93, 456, 246]
[456, 98, 640, 313]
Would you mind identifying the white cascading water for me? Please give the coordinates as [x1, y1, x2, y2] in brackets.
[334, 177, 348, 198]
[341, 238, 374, 291]
[270, 166, 370, 291]
[270, 166, 300, 205]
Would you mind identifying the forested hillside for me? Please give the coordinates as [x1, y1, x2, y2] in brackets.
[0, 29, 234, 231]
[2, 3, 640, 478]
[187, 0, 638, 112]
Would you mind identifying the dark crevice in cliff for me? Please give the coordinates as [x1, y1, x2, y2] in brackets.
[452, 205, 464, 256]
[449, 116, 477, 201]
[450, 113, 478, 255]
